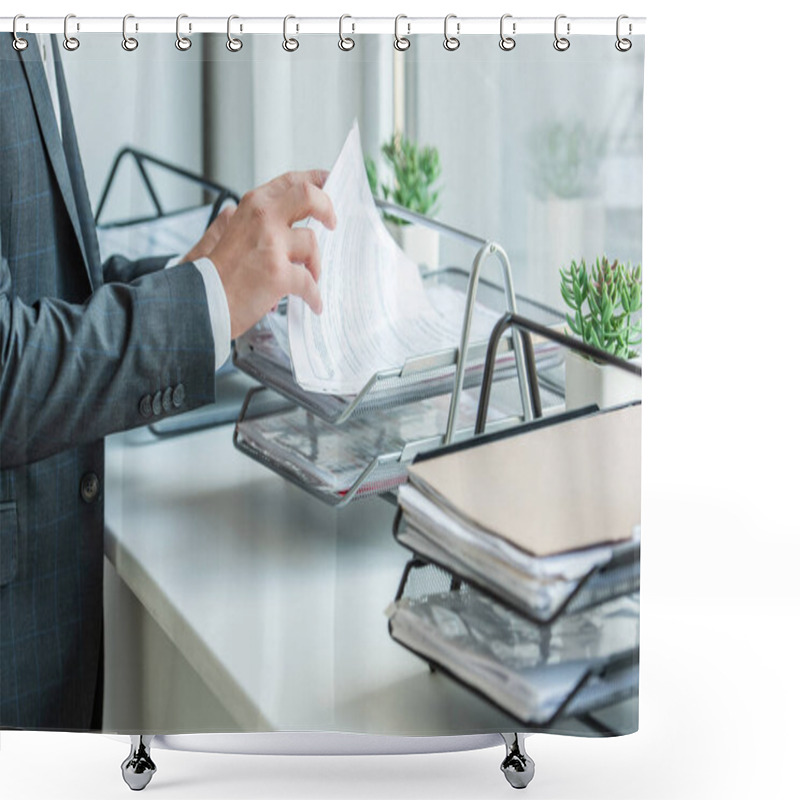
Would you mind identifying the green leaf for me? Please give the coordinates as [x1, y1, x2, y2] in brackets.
[379, 134, 442, 217]
[601, 297, 613, 327]
[619, 283, 631, 313]
[587, 292, 601, 319]
[566, 314, 582, 337]
[560, 285, 578, 310]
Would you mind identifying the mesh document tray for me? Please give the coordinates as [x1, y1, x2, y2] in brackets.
[392, 441, 641, 627]
[387, 559, 639, 730]
[394, 513, 640, 626]
[387, 316, 643, 623]
[233, 267, 565, 425]
[233, 380, 565, 508]
[95, 147, 239, 263]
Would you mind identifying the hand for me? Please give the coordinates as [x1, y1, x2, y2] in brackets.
[180, 204, 236, 265]
[208, 170, 336, 339]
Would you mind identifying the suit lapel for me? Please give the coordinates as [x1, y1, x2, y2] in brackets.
[52, 36, 103, 289]
[18, 35, 93, 288]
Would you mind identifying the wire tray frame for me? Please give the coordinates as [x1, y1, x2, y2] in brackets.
[232, 380, 559, 508]
[393, 492, 641, 626]
[234, 267, 564, 426]
[388, 558, 639, 731]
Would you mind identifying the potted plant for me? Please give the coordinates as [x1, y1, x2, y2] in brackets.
[559, 256, 642, 410]
[530, 122, 608, 200]
[366, 134, 442, 268]
[526, 122, 608, 309]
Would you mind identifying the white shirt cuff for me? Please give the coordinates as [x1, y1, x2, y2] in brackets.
[166, 256, 231, 371]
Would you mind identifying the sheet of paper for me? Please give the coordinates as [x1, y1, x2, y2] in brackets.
[398, 483, 618, 581]
[287, 122, 498, 395]
[388, 590, 639, 723]
[237, 386, 517, 496]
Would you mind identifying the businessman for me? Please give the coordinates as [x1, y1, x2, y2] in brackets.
[0, 34, 335, 730]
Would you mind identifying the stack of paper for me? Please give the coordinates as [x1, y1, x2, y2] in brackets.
[236, 386, 516, 498]
[387, 404, 642, 724]
[397, 404, 642, 620]
[388, 582, 639, 725]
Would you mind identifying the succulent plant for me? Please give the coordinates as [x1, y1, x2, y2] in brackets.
[365, 134, 442, 225]
[560, 256, 642, 360]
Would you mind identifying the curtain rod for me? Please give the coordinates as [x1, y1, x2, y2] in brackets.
[0, 16, 646, 37]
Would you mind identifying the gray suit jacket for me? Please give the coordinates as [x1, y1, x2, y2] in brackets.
[0, 36, 216, 730]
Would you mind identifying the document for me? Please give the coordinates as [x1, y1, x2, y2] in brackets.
[287, 122, 500, 395]
[236, 386, 517, 497]
[388, 588, 639, 724]
[395, 503, 639, 622]
[395, 405, 642, 620]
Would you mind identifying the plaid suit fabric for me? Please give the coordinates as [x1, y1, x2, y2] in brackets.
[0, 36, 216, 729]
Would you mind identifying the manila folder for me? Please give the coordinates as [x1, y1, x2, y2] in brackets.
[407, 404, 642, 557]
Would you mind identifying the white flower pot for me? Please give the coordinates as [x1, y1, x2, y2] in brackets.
[386, 222, 439, 269]
[564, 348, 642, 411]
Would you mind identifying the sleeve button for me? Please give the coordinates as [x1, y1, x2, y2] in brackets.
[162, 386, 173, 413]
[173, 383, 185, 408]
[152, 390, 163, 416]
[139, 394, 153, 418]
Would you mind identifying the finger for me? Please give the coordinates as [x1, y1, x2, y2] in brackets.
[278, 169, 329, 190]
[287, 228, 322, 283]
[206, 205, 235, 240]
[216, 204, 236, 223]
[285, 260, 323, 315]
[303, 169, 329, 189]
[285, 181, 337, 231]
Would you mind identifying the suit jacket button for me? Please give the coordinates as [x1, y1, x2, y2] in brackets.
[80, 472, 101, 504]
[173, 383, 185, 408]
[139, 394, 153, 418]
[162, 386, 173, 413]
[152, 390, 163, 416]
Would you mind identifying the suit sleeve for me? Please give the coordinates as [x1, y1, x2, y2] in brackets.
[102, 253, 172, 284]
[0, 233, 216, 469]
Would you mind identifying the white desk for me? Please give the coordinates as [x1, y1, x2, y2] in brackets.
[104, 418, 631, 736]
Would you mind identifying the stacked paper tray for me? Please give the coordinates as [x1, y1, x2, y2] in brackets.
[233, 267, 565, 425]
[387, 559, 639, 730]
[391, 404, 642, 623]
[393, 510, 641, 626]
[233, 380, 565, 507]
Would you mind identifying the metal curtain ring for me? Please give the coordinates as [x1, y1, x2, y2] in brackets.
[122, 14, 138, 51]
[63, 14, 80, 51]
[394, 15, 410, 51]
[338, 14, 355, 51]
[283, 15, 299, 52]
[443, 14, 460, 51]
[499, 13, 516, 51]
[176, 13, 191, 51]
[615, 14, 632, 51]
[12, 15, 28, 51]
[553, 14, 570, 51]
[226, 15, 243, 52]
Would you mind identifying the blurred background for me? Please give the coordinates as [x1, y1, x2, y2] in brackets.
[65, 33, 643, 313]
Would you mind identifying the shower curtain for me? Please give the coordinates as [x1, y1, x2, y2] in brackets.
[0, 19, 644, 770]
